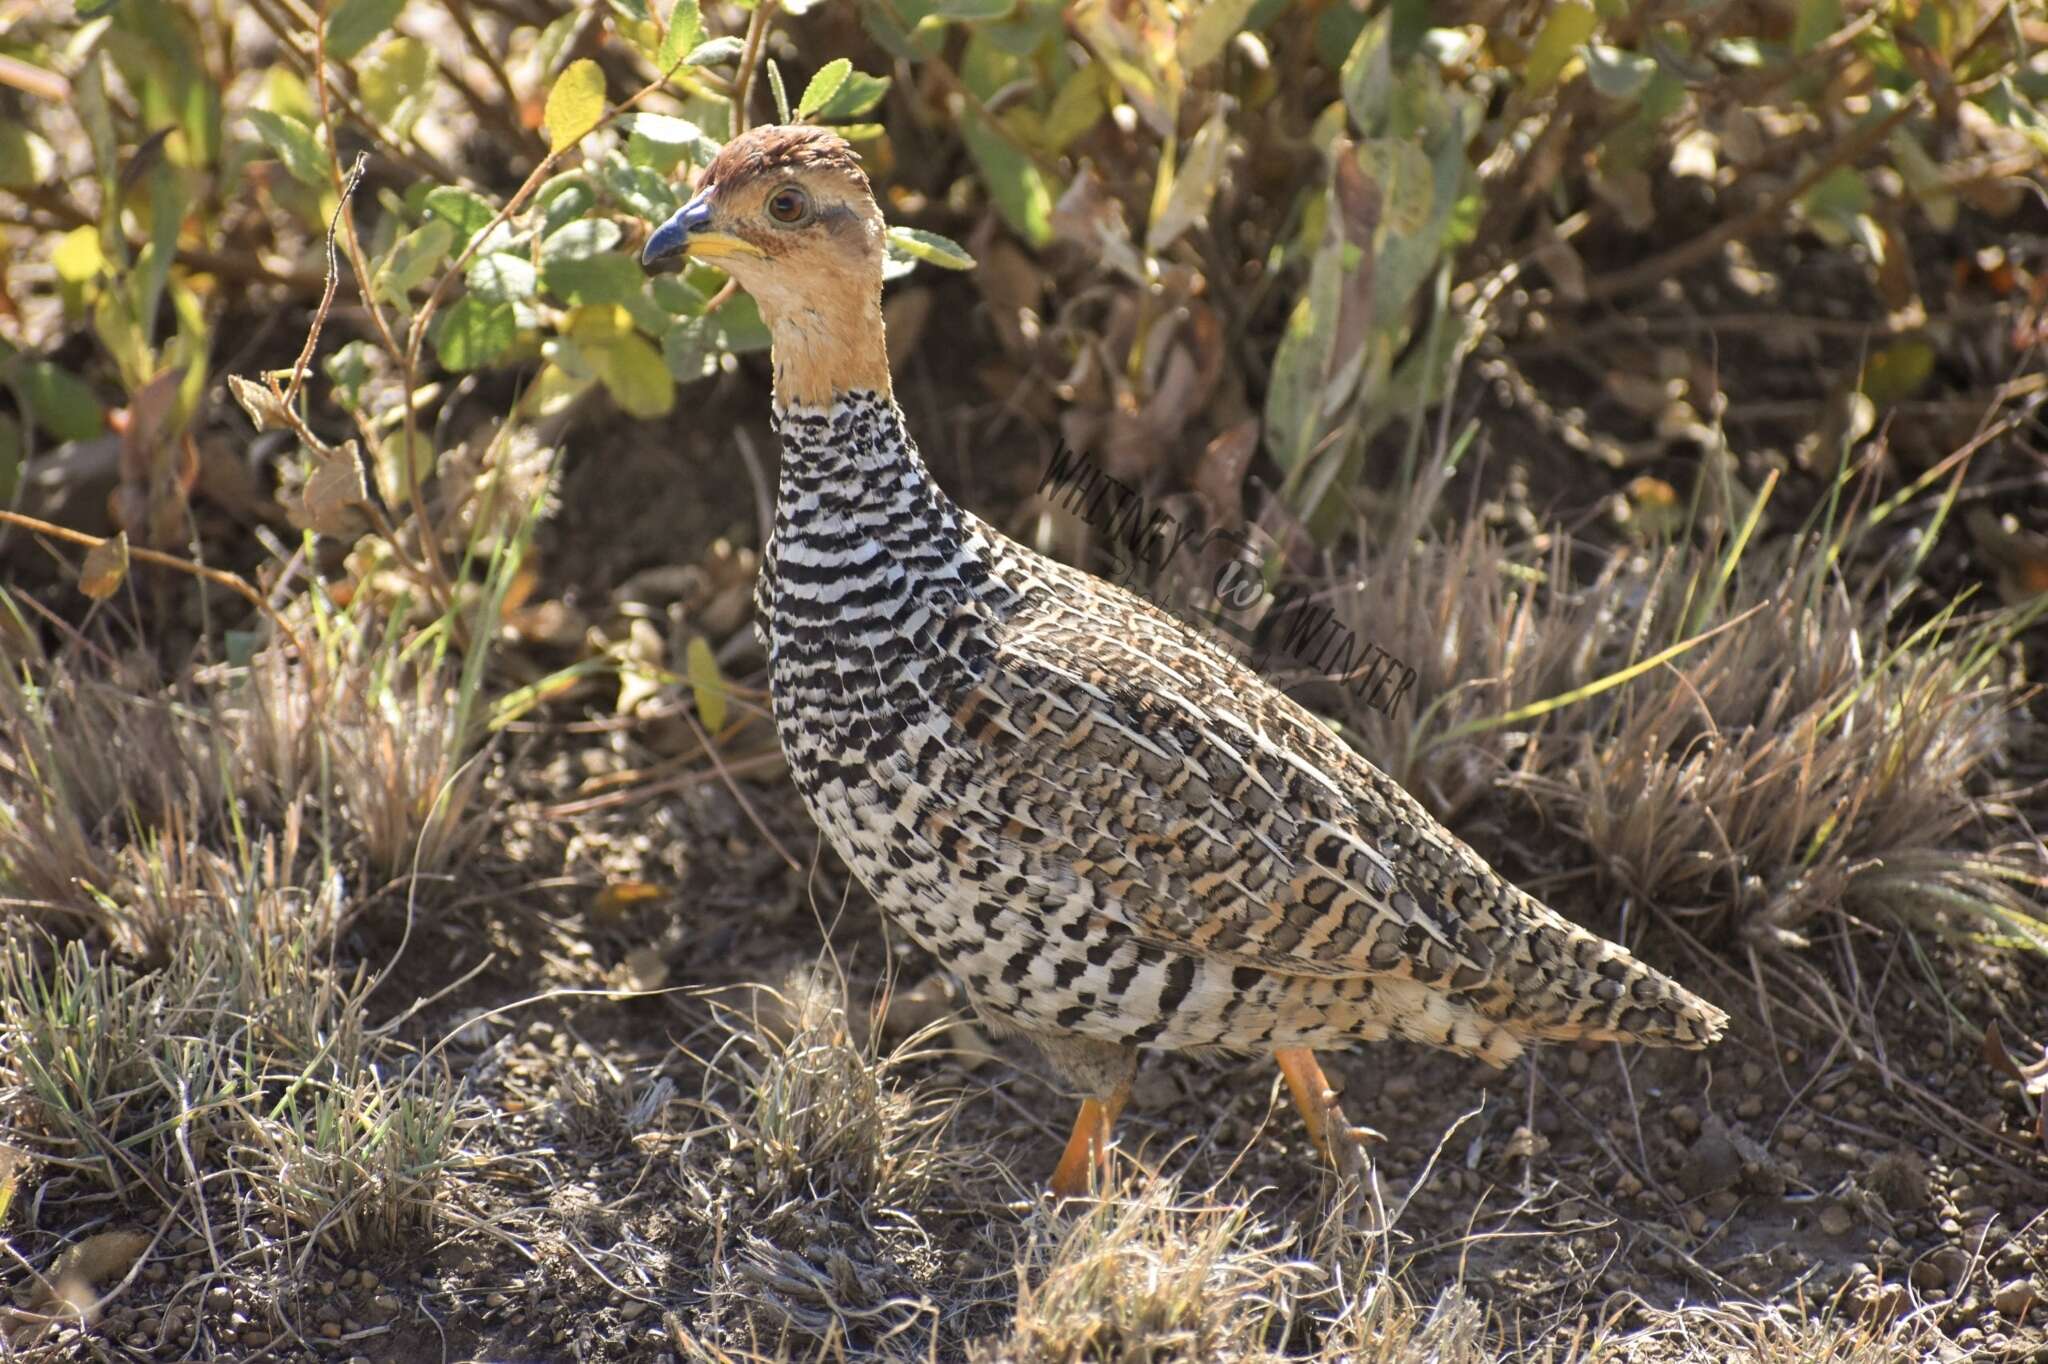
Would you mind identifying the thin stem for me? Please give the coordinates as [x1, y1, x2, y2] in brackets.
[731, 0, 774, 132]
[0, 510, 310, 667]
[312, 0, 455, 606]
[243, 0, 462, 186]
[1585, 86, 1924, 302]
[444, 0, 547, 156]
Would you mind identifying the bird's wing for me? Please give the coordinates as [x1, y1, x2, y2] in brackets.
[942, 593, 1517, 996]
[911, 525, 1723, 1048]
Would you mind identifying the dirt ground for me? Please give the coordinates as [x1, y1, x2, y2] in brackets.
[8, 242, 2048, 1364]
[201, 313, 2040, 1361]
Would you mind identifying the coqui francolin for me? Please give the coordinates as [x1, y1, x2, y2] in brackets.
[641, 124, 1728, 1198]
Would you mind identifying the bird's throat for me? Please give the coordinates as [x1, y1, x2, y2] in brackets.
[762, 290, 893, 412]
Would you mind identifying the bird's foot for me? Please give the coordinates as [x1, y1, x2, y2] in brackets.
[1274, 1047, 1382, 1185]
[1318, 1087, 1384, 1185]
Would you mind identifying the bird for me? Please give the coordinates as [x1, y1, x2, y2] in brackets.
[641, 125, 1728, 1198]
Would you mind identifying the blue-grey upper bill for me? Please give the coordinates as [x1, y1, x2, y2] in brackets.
[642, 195, 714, 266]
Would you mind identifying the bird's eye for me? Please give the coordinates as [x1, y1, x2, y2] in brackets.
[767, 186, 809, 225]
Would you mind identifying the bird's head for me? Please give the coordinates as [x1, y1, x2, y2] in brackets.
[642, 124, 890, 409]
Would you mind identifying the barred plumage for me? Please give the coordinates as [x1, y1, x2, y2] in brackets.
[645, 125, 1727, 1194]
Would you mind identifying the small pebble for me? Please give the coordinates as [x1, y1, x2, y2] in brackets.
[1737, 1094, 1764, 1120]
[1993, 1280, 2041, 1318]
[1862, 1282, 1909, 1322]
[1821, 1204, 1853, 1236]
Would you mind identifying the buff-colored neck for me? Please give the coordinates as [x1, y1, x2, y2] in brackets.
[760, 281, 892, 411]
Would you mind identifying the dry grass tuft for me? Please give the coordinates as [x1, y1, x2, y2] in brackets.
[708, 966, 967, 1210]
[0, 654, 232, 950]
[976, 1174, 1308, 1364]
[1315, 502, 2041, 954]
[0, 811, 474, 1354]
[674, 966, 998, 1354]
[226, 631, 493, 885]
[0, 619, 492, 954]
[1602, 1300, 1956, 1362]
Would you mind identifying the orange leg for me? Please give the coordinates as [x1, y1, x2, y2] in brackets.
[1274, 1046, 1381, 1179]
[1047, 1082, 1130, 1199]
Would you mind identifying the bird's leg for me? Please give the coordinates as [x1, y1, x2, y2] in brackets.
[1274, 1047, 1382, 1181]
[1048, 1080, 1129, 1199]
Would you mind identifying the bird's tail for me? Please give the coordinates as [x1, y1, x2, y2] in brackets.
[1507, 905, 1729, 1050]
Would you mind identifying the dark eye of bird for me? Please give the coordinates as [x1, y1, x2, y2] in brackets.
[768, 188, 807, 224]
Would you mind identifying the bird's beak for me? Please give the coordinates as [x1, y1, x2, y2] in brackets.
[641, 191, 766, 267]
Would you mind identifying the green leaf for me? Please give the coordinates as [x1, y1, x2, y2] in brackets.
[1043, 65, 1108, 153]
[375, 219, 456, 306]
[325, 340, 375, 408]
[651, 275, 708, 314]
[593, 332, 675, 417]
[543, 217, 624, 266]
[662, 316, 720, 380]
[52, 225, 105, 285]
[600, 154, 680, 220]
[1798, 164, 1872, 245]
[0, 124, 54, 190]
[621, 113, 710, 147]
[1525, 1, 1597, 94]
[931, 0, 1014, 17]
[1179, 0, 1258, 69]
[683, 36, 744, 67]
[1353, 137, 1434, 238]
[702, 293, 771, 352]
[16, 361, 106, 442]
[657, 0, 703, 71]
[467, 253, 539, 304]
[535, 173, 599, 236]
[766, 59, 791, 124]
[424, 186, 499, 249]
[546, 58, 607, 154]
[246, 109, 331, 188]
[433, 297, 517, 372]
[886, 225, 976, 270]
[324, 0, 404, 60]
[815, 70, 890, 120]
[1583, 42, 1656, 101]
[1148, 106, 1233, 253]
[359, 36, 437, 137]
[1340, 11, 1392, 136]
[686, 635, 727, 732]
[1792, 0, 1842, 52]
[375, 428, 434, 498]
[962, 110, 1053, 247]
[1859, 339, 1935, 407]
[796, 57, 851, 118]
[544, 251, 644, 304]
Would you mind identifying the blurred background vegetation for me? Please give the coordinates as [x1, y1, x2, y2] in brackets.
[0, 0, 2046, 1358]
